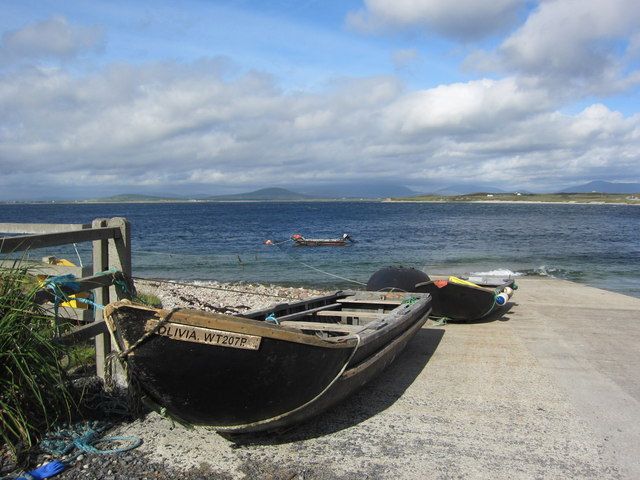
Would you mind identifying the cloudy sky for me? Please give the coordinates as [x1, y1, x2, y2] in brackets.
[1, 0, 639, 199]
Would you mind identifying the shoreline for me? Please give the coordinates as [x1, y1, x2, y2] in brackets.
[2, 196, 639, 206]
[386, 199, 640, 206]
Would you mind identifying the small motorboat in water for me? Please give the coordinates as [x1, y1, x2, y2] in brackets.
[291, 233, 354, 246]
[367, 266, 515, 321]
[104, 290, 431, 433]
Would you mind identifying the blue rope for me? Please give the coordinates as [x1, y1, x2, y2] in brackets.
[40, 421, 142, 456]
[44, 274, 80, 293]
[44, 274, 80, 321]
[71, 293, 104, 310]
[44, 274, 106, 313]
[265, 313, 279, 325]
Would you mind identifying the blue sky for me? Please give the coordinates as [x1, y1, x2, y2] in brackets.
[1, 0, 639, 198]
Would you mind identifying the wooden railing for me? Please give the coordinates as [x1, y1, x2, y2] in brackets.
[0, 217, 132, 378]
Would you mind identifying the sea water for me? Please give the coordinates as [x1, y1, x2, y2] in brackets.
[1, 201, 639, 297]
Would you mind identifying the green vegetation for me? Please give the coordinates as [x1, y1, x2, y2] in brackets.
[0, 267, 74, 455]
[391, 193, 640, 204]
[135, 292, 163, 308]
[64, 342, 96, 371]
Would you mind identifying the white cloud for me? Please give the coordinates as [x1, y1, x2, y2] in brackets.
[498, 0, 640, 94]
[348, 0, 525, 40]
[383, 77, 551, 134]
[1, 15, 104, 60]
[1, 13, 639, 199]
[1, 59, 638, 197]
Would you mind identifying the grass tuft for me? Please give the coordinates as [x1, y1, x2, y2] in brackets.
[135, 292, 162, 308]
[0, 266, 75, 456]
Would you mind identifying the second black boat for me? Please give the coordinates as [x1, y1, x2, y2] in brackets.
[366, 266, 515, 321]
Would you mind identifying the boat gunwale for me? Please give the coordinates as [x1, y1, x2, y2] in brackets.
[105, 291, 431, 350]
[105, 301, 358, 349]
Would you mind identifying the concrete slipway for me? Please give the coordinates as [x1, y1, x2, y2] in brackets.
[116, 278, 640, 479]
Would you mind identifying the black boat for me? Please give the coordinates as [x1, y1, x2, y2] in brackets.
[104, 290, 431, 433]
[413, 276, 515, 321]
[367, 266, 515, 321]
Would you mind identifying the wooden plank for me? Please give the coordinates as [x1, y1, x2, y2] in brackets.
[0, 259, 89, 278]
[116, 303, 358, 349]
[56, 320, 108, 346]
[0, 227, 120, 253]
[337, 298, 403, 306]
[315, 310, 386, 320]
[273, 303, 342, 322]
[242, 293, 346, 318]
[0, 223, 89, 234]
[279, 321, 366, 333]
[107, 217, 133, 300]
[93, 219, 111, 380]
[33, 271, 123, 305]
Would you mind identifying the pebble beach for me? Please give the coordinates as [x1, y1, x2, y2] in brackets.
[134, 278, 332, 314]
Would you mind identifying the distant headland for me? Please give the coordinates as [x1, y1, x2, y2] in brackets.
[1, 181, 638, 204]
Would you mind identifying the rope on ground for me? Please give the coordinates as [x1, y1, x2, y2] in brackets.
[80, 388, 132, 419]
[39, 421, 141, 456]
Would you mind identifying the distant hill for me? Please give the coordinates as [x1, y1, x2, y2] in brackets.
[206, 187, 314, 201]
[299, 183, 415, 199]
[87, 184, 420, 203]
[429, 184, 508, 196]
[559, 181, 640, 194]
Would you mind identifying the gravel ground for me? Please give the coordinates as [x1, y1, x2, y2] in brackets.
[45, 448, 352, 480]
[134, 278, 332, 314]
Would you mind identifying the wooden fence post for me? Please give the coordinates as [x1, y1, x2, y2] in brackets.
[92, 218, 110, 380]
[107, 217, 133, 300]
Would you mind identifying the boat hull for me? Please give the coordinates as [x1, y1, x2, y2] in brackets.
[105, 291, 431, 432]
[118, 323, 354, 425]
[415, 279, 515, 321]
[246, 312, 427, 433]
